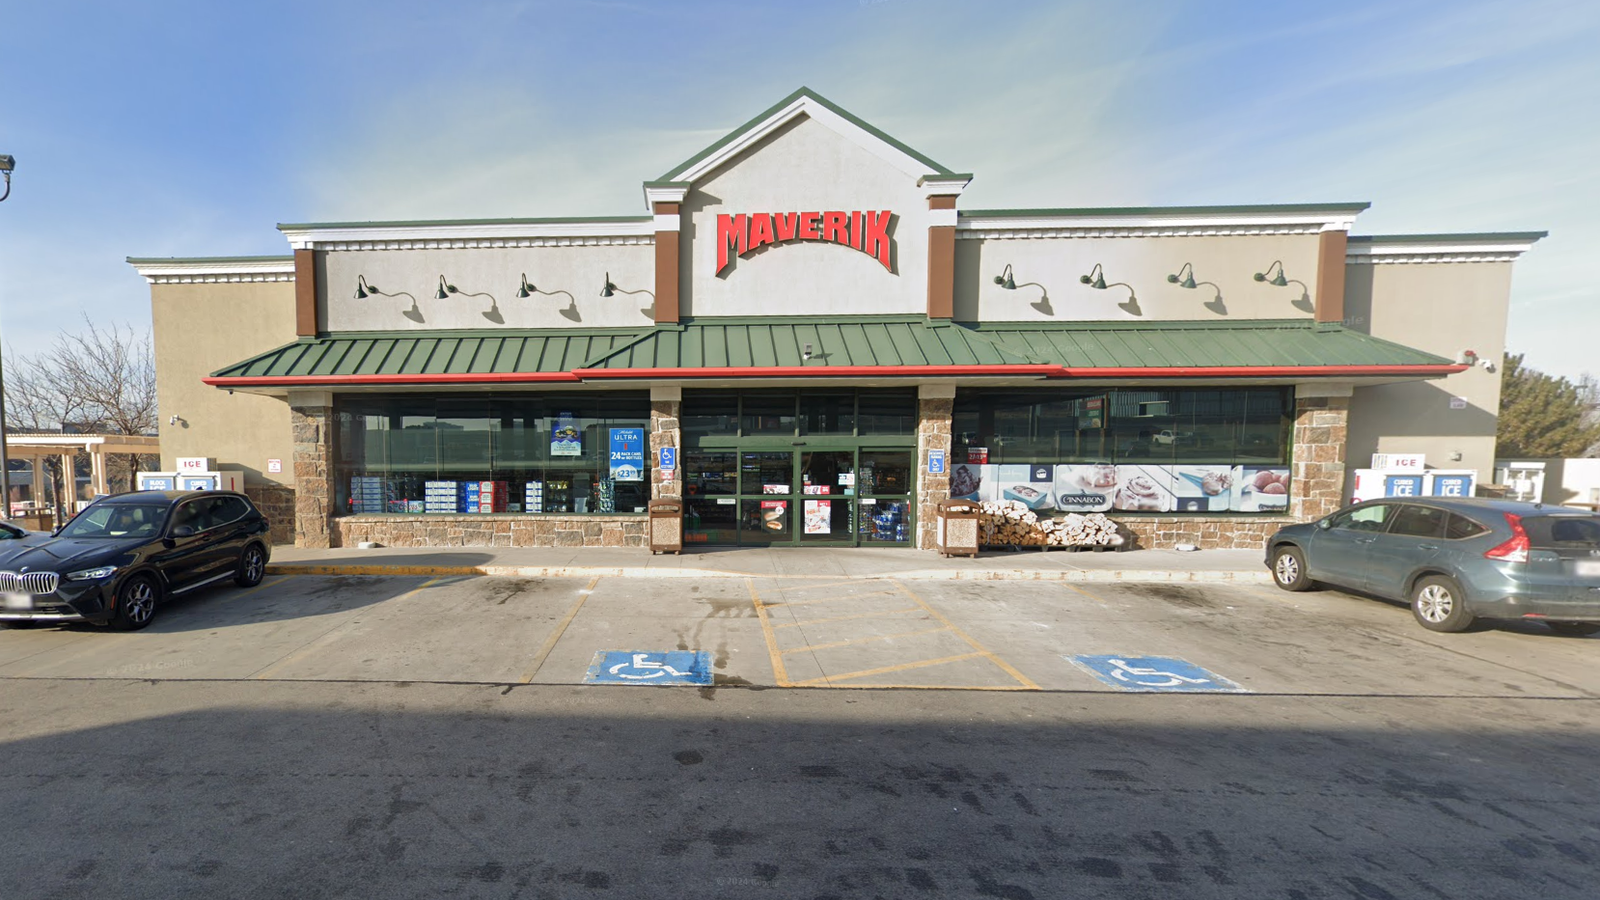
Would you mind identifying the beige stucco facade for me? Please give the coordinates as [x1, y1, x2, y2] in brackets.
[1344, 249, 1520, 488]
[131, 88, 1544, 551]
[147, 276, 297, 485]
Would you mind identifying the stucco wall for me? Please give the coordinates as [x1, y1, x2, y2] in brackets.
[150, 280, 297, 486]
[682, 114, 930, 318]
[319, 243, 657, 332]
[1344, 260, 1513, 490]
[953, 232, 1324, 322]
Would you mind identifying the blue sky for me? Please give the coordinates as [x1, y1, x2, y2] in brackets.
[2, 0, 1596, 378]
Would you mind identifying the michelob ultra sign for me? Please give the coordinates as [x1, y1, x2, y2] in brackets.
[717, 210, 893, 274]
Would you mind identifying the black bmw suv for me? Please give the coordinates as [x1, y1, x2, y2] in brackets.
[0, 491, 271, 630]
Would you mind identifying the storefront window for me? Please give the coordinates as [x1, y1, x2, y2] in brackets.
[333, 393, 649, 516]
[951, 388, 1292, 515]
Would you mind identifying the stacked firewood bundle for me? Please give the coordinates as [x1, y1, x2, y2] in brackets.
[978, 501, 1125, 549]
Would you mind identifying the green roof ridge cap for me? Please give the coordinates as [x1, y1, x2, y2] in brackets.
[127, 255, 294, 264]
[276, 215, 652, 230]
[1348, 232, 1547, 243]
[960, 203, 1371, 218]
[657, 86, 955, 182]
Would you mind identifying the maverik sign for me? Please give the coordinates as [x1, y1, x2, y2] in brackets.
[717, 210, 893, 274]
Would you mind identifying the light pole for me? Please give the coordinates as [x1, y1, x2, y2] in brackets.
[0, 153, 14, 521]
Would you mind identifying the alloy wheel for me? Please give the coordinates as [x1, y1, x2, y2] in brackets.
[245, 548, 265, 583]
[1416, 583, 1454, 623]
[124, 580, 156, 625]
[1274, 553, 1299, 585]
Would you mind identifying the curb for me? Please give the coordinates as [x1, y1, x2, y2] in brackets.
[264, 563, 1273, 584]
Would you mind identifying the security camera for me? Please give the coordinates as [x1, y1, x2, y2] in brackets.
[0, 155, 13, 174]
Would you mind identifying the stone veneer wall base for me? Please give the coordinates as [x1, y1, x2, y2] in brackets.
[332, 515, 648, 549]
[244, 484, 297, 546]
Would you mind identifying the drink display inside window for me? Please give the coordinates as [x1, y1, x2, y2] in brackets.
[332, 393, 649, 516]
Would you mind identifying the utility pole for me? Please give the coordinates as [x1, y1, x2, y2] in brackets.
[0, 154, 14, 521]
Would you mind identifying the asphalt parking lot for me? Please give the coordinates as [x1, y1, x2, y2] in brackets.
[3, 571, 1596, 698]
[5, 571, 1600, 899]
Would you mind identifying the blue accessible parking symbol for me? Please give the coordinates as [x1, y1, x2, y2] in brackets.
[1068, 655, 1247, 693]
[585, 651, 712, 686]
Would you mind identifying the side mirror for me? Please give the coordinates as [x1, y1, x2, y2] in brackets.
[171, 525, 196, 538]
[1317, 518, 1333, 530]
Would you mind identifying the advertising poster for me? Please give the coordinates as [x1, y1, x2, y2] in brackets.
[1236, 466, 1292, 512]
[760, 500, 788, 534]
[1112, 465, 1176, 512]
[1053, 464, 1117, 513]
[948, 463, 988, 501]
[803, 499, 832, 534]
[551, 412, 582, 457]
[1170, 465, 1237, 512]
[997, 464, 1053, 510]
[968, 447, 989, 465]
[608, 428, 644, 481]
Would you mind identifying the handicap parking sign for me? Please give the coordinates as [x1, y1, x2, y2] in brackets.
[1067, 655, 1246, 693]
[585, 651, 712, 686]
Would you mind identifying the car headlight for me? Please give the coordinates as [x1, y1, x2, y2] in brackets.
[66, 566, 119, 581]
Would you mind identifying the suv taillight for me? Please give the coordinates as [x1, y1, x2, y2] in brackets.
[1484, 512, 1530, 563]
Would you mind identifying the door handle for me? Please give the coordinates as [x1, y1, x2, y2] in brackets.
[1356, 537, 1377, 544]
[1418, 544, 1439, 551]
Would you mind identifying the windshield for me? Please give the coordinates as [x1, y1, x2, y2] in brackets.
[58, 504, 168, 539]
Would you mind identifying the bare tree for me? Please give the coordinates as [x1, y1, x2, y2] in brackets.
[3, 317, 159, 510]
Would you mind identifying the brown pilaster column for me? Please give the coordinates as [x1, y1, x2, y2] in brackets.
[294, 248, 318, 337]
[926, 195, 957, 319]
[1314, 229, 1348, 325]
[653, 201, 680, 324]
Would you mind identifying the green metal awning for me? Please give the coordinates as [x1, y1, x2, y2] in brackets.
[206, 317, 1462, 390]
[966, 319, 1457, 373]
[207, 330, 644, 386]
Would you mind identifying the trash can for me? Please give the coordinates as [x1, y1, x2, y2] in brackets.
[935, 498, 981, 558]
[648, 499, 684, 555]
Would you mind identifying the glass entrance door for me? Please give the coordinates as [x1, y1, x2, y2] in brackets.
[799, 450, 854, 544]
[684, 446, 915, 547]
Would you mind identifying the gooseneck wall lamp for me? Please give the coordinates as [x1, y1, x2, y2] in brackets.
[0, 154, 14, 203]
[1168, 263, 1225, 314]
[434, 275, 501, 322]
[1080, 264, 1140, 315]
[1254, 260, 1312, 310]
[994, 264, 1053, 315]
[354, 276, 424, 323]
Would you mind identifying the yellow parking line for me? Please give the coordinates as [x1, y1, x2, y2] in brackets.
[892, 579, 1041, 690]
[780, 626, 952, 655]
[747, 579, 792, 687]
[250, 575, 446, 679]
[519, 576, 600, 683]
[760, 588, 900, 609]
[776, 607, 923, 630]
[1059, 583, 1110, 605]
[793, 652, 986, 686]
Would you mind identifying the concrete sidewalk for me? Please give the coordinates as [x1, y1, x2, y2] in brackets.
[266, 543, 1271, 583]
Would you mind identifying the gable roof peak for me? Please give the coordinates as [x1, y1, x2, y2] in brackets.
[652, 86, 957, 191]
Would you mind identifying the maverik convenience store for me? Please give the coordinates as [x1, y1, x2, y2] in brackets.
[131, 88, 1542, 551]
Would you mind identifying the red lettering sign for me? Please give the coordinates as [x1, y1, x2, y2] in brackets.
[717, 213, 747, 273]
[714, 209, 894, 275]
